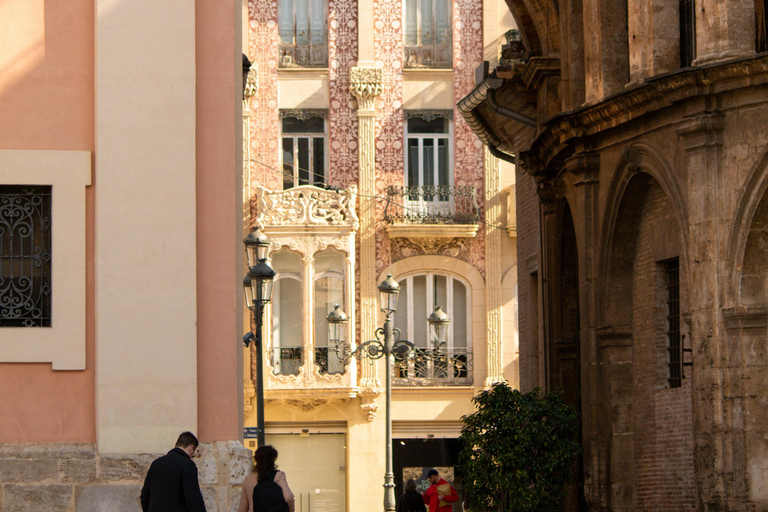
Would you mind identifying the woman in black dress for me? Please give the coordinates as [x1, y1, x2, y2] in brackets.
[397, 479, 427, 512]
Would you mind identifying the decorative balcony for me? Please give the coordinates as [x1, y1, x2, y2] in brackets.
[383, 185, 480, 238]
[393, 348, 473, 386]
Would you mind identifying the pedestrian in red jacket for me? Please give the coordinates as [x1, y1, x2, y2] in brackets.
[422, 469, 458, 512]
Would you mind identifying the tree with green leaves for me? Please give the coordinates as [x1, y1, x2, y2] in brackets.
[459, 383, 581, 512]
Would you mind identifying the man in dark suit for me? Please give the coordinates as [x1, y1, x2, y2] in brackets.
[140, 431, 207, 512]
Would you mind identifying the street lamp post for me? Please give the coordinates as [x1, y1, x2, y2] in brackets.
[242, 227, 275, 448]
[326, 277, 450, 512]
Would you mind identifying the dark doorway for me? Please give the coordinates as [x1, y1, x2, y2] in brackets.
[393, 438, 463, 510]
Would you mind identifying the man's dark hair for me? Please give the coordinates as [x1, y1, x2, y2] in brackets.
[427, 469, 439, 477]
[176, 431, 199, 449]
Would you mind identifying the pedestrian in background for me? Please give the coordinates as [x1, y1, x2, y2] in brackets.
[398, 478, 427, 512]
[238, 445, 295, 512]
[422, 469, 458, 512]
[140, 431, 207, 512]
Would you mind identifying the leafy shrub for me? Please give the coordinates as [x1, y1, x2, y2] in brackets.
[459, 383, 580, 512]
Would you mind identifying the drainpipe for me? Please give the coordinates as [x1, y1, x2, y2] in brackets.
[486, 88, 536, 127]
[457, 78, 517, 164]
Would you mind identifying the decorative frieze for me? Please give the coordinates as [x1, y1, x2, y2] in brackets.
[256, 185, 359, 230]
[349, 66, 384, 111]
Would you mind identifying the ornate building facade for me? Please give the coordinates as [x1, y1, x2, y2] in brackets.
[460, 0, 768, 510]
[243, 0, 520, 509]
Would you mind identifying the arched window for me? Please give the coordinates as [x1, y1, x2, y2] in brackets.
[271, 249, 303, 375]
[393, 272, 471, 385]
[313, 248, 345, 374]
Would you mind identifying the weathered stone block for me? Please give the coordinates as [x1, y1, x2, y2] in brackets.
[0, 443, 95, 460]
[74, 484, 142, 512]
[201, 485, 218, 512]
[99, 454, 156, 481]
[61, 458, 98, 483]
[229, 485, 244, 512]
[227, 441, 252, 485]
[0, 458, 59, 483]
[3, 484, 73, 512]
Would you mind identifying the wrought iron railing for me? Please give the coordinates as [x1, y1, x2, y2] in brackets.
[393, 348, 472, 386]
[404, 31, 452, 68]
[270, 347, 303, 376]
[279, 31, 328, 68]
[314, 346, 348, 375]
[384, 185, 479, 225]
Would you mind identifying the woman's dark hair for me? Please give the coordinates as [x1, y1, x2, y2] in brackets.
[254, 445, 279, 482]
[405, 479, 418, 492]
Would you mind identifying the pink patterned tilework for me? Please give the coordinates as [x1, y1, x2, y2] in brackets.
[329, 0, 359, 189]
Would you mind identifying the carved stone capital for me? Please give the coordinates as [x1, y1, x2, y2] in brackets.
[358, 387, 381, 422]
[350, 67, 383, 112]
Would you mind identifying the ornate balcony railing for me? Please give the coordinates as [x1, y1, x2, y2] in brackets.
[314, 346, 348, 375]
[404, 32, 452, 68]
[270, 347, 303, 376]
[384, 185, 479, 225]
[393, 348, 473, 386]
[279, 33, 328, 68]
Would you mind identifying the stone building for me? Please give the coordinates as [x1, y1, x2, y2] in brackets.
[460, 0, 768, 510]
[242, 0, 519, 510]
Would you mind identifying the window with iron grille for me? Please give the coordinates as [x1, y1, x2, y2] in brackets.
[281, 116, 326, 189]
[278, 0, 328, 67]
[757, 0, 768, 52]
[679, 0, 696, 67]
[665, 258, 682, 388]
[0, 185, 52, 327]
[404, 0, 452, 68]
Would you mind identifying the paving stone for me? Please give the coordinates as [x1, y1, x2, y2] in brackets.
[74, 484, 142, 512]
[3, 484, 73, 512]
[0, 459, 59, 483]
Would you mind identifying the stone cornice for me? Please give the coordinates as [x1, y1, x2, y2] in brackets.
[517, 55, 768, 177]
[521, 57, 561, 90]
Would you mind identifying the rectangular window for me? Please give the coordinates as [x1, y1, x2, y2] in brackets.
[665, 258, 682, 388]
[278, 0, 328, 67]
[0, 185, 52, 327]
[404, 0, 452, 68]
[281, 116, 326, 189]
[405, 116, 452, 213]
[679, 0, 696, 67]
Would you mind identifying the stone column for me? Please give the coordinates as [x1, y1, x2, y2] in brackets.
[721, 306, 768, 509]
[694, 0, 756, 65]
[582, 0, 629, 101]
[676, 102, 726, 510]
[350, 66, 383, 391]
[484, 148, 504, 386]
[563, 152, 601, 508]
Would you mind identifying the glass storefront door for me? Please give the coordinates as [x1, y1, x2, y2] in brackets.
[266, 433, 346, 512]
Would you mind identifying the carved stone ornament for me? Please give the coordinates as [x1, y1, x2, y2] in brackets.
[358, 387, 381, 422]
[244, 66, 259, 99]
[349, 67, 384, 99]
[404, 109, 453, 122]
[256, 185, 359, 230]
[279, 109, 329, 121]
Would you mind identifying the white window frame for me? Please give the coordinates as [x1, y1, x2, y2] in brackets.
[278, 0, 329, 67]
[281, 117, 327, 189]
[404, 116, 454, 215]
[403, 0, 453, 68]
[396, 271, 471, 352]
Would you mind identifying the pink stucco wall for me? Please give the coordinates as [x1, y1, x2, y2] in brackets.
[0, 0, 96, 443]
[195, 0, 243, 442]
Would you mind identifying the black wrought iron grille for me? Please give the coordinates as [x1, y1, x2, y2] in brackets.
[0, 185, 52, 327]
[679, 0, 696, 67]
[384, 185, 479, 224]
[271, 347, 303, 375]
[666, 258, 681, 388]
